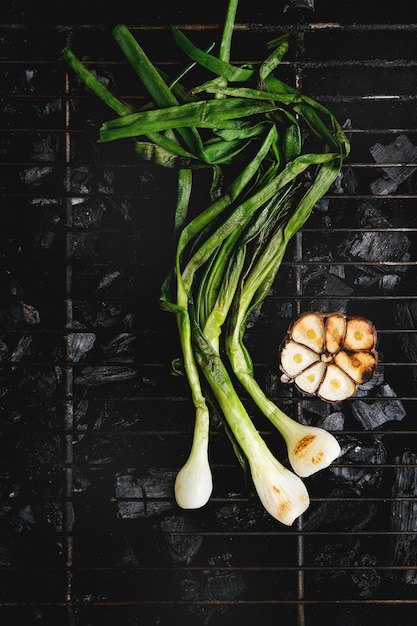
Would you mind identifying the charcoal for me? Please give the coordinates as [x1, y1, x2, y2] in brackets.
[16, 503, 36, 530]
[370, 134, 417, 194]
[302, 267, 353, 312]
[337, 202, 410, 276]
[213, 503, 262, 531]
[353, 275, 381, 289]
[350, 553, 381, 598]
[351, 383, 407, 430]
[0, 542, 14, 568]
[386, 450, 417, 585]
[354, 273, 402, 293]
[101, 332, 136, 358]
[378, 274, 402, 292]
[303, 397, 344, 419]
[69, 164, 97, 195]
[154, 522, 246, 623]
[68, 331, 96, 362]
[92, 301, 135, 329]
[73, 467, 92, 493]
[97, 270, 122, 291]
[114, 540, 141, 569]
[310, 537, 361, 579]
[284, 0, 315, 11]
[70, 230, 99, 261]
[0, 279, 42, 328]
[0, 338, 9, 361]
[303, 487, 378, 531]
[9, 335, 32, 362]
[115, 469, 175, 519]
[340, 165, 359, 194]
[392, 303, 417, 389]
[328, 264, 346, 280]
[370, 176, 398, 195]
[21, 302, 40, 325]
[31, 201, 61, 251]
[308, 538, 381, 596]
[301, 244, 349, 293]
[155, 515, 203, 564]
[19, 165, 54, 187]
[30, 133, 59, 161]
[74, 364, 138, 386]
[264, 370, 284, 396]
[318, 411, 346, 431]
[205, 568, 246, 601]
[73, 397, 89, 435]
[330, 435, 387, 494]
[72, 199, 107, 229]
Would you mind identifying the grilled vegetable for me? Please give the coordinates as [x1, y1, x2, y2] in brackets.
[62, 0, 350, 525]
[279, 312, 378, 402]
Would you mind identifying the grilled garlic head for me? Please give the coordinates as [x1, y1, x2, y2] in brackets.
[279, 312, 378, 402]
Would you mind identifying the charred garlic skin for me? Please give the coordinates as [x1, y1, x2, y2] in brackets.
[279, 312, 378, 402]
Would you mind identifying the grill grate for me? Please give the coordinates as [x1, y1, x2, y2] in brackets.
[1, 1, 417, 624]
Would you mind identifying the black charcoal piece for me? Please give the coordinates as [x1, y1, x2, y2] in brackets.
[74, 364, 138, 386]
[370, 134, 417, 194]
[351, 383, 407, 430]
[101, 332, 136, 358]
[393, 301, 417, 367]
[9, 336, 33, 362]
[310, 537, 360, 579]
[318, 411, 345, 431]
[19, 165, 54, 187]
[154, 515, 203, 564]
[115, 469, 175, 518]
[387, 450, 417, 585]
[350, 553, 381, 598]
[330, 436, 387, 494]
[303, 487, 378, 531]
[337, 202, 410, 275]
[67, 331, 96, 362]
[284, 0, 314, 10]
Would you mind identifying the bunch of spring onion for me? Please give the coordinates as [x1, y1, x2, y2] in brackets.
[63, 0, 349, 526]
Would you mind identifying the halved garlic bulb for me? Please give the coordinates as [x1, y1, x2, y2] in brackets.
[279, 312, 378, 402]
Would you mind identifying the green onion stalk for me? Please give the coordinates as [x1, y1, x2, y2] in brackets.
[62, 0, 350, 525]
[225, 160, 343, 478]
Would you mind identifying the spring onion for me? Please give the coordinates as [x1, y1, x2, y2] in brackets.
[62, 0, 350, 525]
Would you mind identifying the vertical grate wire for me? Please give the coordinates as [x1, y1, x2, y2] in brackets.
[63, 30, 75, 625]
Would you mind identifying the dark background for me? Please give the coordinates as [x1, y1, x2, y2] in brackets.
[1, 1, 417, 624]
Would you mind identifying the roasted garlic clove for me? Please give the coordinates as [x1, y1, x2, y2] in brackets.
[279, 311, 378, 402]
[344, 316, 377, 352]
[325, 313, 346, 354]
[280, 342, 320, 379]
[317, 363, 357, 403]
[293, 361, 327, 395]
[333, 349, 378, 385]
[290, 312, 326, 353]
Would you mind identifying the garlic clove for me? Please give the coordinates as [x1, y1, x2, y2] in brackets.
[325, 312, 346, 354]
[294, 361, 327, 395]
[280, 341, 320, 378]
[289, 312, 325, 353]
[344, 316, 377, 352]
[334, 349, 378, 384]
[317, 363, 357, 402]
